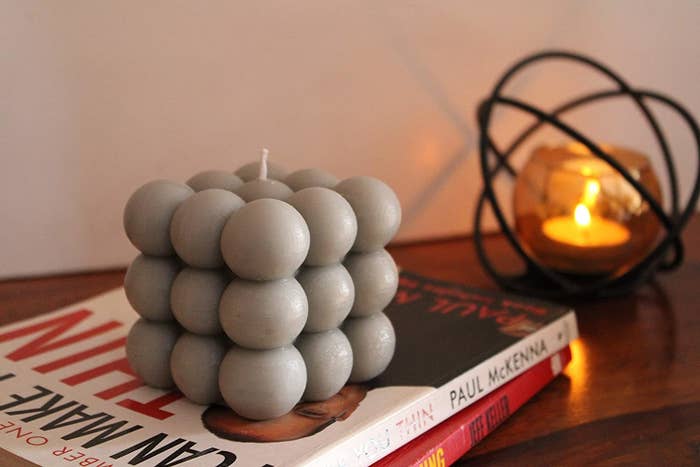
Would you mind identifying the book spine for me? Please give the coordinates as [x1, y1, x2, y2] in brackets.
[306, 311, 578, 467]
[376, 346, 573, 467]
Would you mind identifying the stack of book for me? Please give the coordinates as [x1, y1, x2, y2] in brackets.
[0, 272, 577, 466]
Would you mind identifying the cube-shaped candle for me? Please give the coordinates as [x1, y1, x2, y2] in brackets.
[123, 150, 401, 420]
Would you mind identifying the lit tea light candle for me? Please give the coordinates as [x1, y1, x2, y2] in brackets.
[542, 203, 631, 247]
[541, 179, 631, 248]
[514, 143, 661, 275]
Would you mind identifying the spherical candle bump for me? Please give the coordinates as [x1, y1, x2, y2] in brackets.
[187, 170, 244, 193]
[126, 319, 180, 388]
[219, 278, 308, 349]
[234, 149, 294, 202]
[221, 199, 310, 280]
[342, 311, 396, 383]
[124, 254, 180, 321]
[287, 187, 358, 266]
[235, 161, 288, 182]
[171, 267, 230, 335]
[123, 180, 194, 256]
[335, 176, 401, 253]
[296, 329, 353, 401]
[235, 179, 293, 202]
[344, 249, 399, 317]
[284, 168, 339, 191]
[170, 189, 245, 268]
[219, 345, 307, 420]
[170, 333, 228, 405]
[297, 264, 354, 332]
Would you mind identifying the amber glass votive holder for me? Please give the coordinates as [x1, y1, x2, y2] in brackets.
[514, 143, 662, 276]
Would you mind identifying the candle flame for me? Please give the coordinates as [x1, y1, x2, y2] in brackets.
[574, 204, 591, 227]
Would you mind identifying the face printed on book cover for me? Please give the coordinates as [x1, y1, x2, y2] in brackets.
[202, 385, 368, 442]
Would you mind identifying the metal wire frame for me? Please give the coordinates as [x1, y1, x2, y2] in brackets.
[475, 50, 700, 299]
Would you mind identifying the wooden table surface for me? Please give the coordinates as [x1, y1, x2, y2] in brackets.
[1, 216, 698, 466]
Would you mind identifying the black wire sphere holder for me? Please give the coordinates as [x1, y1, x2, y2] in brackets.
[475, 50, 700, 300]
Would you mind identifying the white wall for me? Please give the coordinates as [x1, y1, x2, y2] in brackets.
[1, 0, 699, 278]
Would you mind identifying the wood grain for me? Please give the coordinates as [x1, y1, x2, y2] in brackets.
[1, 216, 698, 466]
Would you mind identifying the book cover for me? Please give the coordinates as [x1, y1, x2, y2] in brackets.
[376, 346, 573, 467]
[0, 271, 577, 466]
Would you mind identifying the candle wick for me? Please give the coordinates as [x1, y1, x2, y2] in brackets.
[258, 148, 269, 180]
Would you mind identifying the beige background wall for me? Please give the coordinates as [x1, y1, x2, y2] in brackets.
[2, 1, 699, 278]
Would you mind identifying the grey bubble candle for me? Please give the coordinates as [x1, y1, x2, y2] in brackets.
[170, 267, 229, 335]
[219, 345, 307, 420]
[126, 319, 180, 388]
[170, 189, 245, 268]
[124, 180, 194, 256]
[287, 187, 357, 266]
[335, 176, 401, 253]
[297, 264, 354, 332]
[284, 168, 338, 191]
[124, 254, 180, 321]
[296, 329, 353, 402]
[123, 149, 401, 421]
[234, 150, 294, 202]
[342, 311, 396, 383]
[220, 198, 310, 280]
[219, 277, 308, 349]
[187, 170, 244, 193]
[170, 333, 228, 405]
[344, 249, 399, 317]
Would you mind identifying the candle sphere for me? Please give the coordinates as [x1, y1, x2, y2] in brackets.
[284, 168, 339, 191]
[297, 264, 354, 332]
[287, 187, 358, 266]
[171, 268, 230, 335]
[295, 329, 353, 401]
[124, 254, 180, 321]
[170, 333, 228, 405]
[123, 180, 194, 256]
[235, 160, 288, 182]
[514, 143, 663, 276]
[170, 189, 245, 268]
[344, 249, 398, 317]
[221, 199, 310, 280]
[235, 179, 294, 202]
[335, 176, 401, 253]
[126, 319, 180, 388]
[342, 312, 396, 383]
[219, 278, 308, 349]
[219, 345, 307, 420]
[187, 170, 244, 193]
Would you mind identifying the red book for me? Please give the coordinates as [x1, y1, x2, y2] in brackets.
[375, 346, 572, 467]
